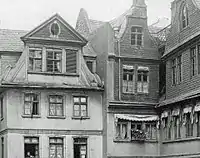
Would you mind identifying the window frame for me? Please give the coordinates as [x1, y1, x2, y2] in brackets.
[137, 67, 149, 94]
[73, 137, 88, 158]
[185, 113, 193, 137]
[190, 47, 197, 77]
[180, 3, 189, 30]
[1, 137, 4, 158]
[50, 21, 61, 37]
[73, 96, 89, 118]
[122, 65, 135, 94]
[116, 121, 128, 140]
[177, 55, 182, 83]
[171, 58, 177, 85]
[46, 48, 62, 73]
[28, 48, 43, 72]
[131, 26, 143, 46]
[49, 137, 64, 158]
[48, 95, 64, 117]
[23, 92, 40, 117]
[24, 137, 39, 158]
[0, 96, 3, 120]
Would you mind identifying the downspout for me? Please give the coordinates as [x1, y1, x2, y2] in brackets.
[118, 38, 121, 100]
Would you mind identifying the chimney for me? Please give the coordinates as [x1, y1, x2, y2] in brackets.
[132, 0, 146, 7]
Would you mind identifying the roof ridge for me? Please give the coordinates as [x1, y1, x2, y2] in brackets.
[0, 28, 28, 32]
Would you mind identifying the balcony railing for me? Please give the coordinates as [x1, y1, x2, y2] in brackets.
[131, 129, 146, 142]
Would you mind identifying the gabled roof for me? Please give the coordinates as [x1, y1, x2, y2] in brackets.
[0, 29, 27, 52]
[22, 13, 87, 45]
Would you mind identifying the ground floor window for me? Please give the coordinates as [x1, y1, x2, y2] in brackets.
[185, 113, 193, 137]
[116, 121, 128, 139]
[1, 137, 4, 158]
[145, 123, 157, 140]
[74, 138, 87, 158]
[49, 137, 64, 158]
[24, 137, 39, 158]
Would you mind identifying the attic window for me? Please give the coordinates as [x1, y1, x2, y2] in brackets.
[181, 3, 189, 29]
[50, 21, 60, 37]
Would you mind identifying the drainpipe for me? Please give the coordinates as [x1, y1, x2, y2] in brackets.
[118, 38, 121, 101]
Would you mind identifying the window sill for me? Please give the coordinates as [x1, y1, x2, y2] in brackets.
[22, 115, 41, 118]
[71, 116, 90, 120]
[28, 71, 79, 77]
[137, 92, 149, 95]
[47, 116, 66, 119]
[162, 137, 200, 144]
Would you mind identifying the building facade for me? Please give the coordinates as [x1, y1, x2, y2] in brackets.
[159, 0, 200, 157]
[76, 0, 162, 157]
[0, 14, 104, 158]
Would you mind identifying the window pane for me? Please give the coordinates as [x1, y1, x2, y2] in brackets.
[47, 52, 54, 59]
[56, 146, 63, 158]
[74, 97, 79, 103]
[24, 102, 31, 115]
[50, 145, 56, 158]
[74, 110, 80, 117]
[123, 74, 127, 81]
[137, 82, 142, 92]
[56, 104, 63, 116]
[35, 60, 42, 71]
[143, 83, 149, 93]
[129, 74, 133, 81]
[54, 61, 62, 72]
[137, 27, 142, 33]
[143, 73, 148, 82]
[29, 59, 33, 71]
[54, 52, 61, 60]
[50, 104, 56, 116]
[56, 96, 63, 103]
[47, 60, 54, 72]
[131, 27, 136, 32]
[138, 73, 142, 82]
[81, 97, 86, 103]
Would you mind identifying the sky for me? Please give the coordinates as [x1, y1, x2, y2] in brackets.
[0, 0, 173, 31]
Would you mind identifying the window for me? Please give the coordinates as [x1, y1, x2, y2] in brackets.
[47, 49, 62, 73]
[131, 26, 143, 46]
[1, 137, 4, 158]
[86, 61, 93, 73]
[191, 47, 197, 77]
[116, 121, 128, 139]
[198, 45, 200, 74]
[29, 48, 42, 72]
[197, 112, 200, 137]
[50, 21, 60, 37]
[49, 95, 64, 116]
[181, 4, 189, 29]
[174, 116, 181, 139]
[74, 138, 87, 158]
[163, 117, 169, 140]
[172, 59, 176, 85]
[186, 113, 193, 137]
[0, 97, 3, 120]
[24, 137, 39, 158]
[177, 55, 182, 83]
[122, 65, 135, 93]
[66, 49, 77, 73]
[145, 123, 157, 140]
[49, 137, 63, 158]
[73, 96, 88, 117]
[24, 93, 39, 116]
[137, 67, 149, 93]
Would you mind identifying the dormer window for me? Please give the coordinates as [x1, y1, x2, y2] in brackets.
[85, 59, 96, 73]
[131, 26, 143, 46]
[47, 49, 62, 73]
[28, 47, 77, 75]
[50, 21, 60, 37]
[181, 3, 189, 29]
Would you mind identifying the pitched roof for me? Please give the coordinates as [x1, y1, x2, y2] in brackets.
[0, 29, 27, 52]
[89, 19, 105, 32]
